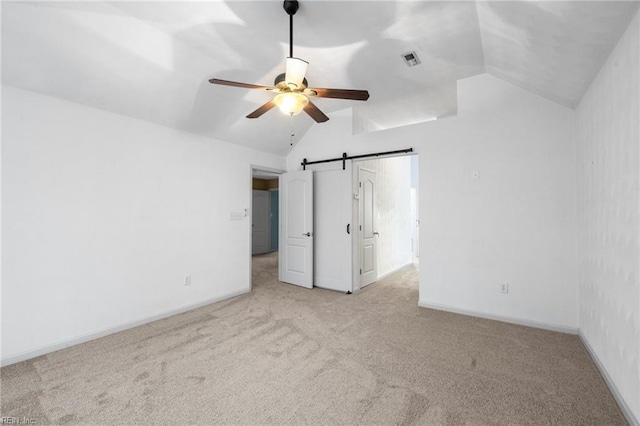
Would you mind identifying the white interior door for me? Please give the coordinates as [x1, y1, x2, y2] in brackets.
[252, 190, 270, 255]
[279, 170, 313, 288]
[359, 167, 377, 287]
[312, 162, 352, 292]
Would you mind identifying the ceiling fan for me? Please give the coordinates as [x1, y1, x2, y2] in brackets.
[209, 0, 370, 123]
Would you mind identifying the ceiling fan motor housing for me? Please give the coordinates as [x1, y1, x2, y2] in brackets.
[274, 72, 308, 90]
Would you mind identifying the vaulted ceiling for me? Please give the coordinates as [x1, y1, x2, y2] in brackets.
[2, 1, 638, 155]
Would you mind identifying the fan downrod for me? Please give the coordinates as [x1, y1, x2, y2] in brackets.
[283, 0, 299, 16]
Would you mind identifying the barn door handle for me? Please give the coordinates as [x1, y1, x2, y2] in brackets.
[347, 224, 350, 234]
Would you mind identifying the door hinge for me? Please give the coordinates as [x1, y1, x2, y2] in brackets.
[360, 269, 362, 274]
[359, 225, 362, 231]
[359, 181, 362, 188]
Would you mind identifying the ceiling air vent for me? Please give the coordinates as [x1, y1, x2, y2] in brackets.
[401, 51, 421, 67]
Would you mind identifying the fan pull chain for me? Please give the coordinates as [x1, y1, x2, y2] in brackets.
[289, 113, 295, 146]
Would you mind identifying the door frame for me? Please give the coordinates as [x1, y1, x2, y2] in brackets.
[249, 165, 284, 291]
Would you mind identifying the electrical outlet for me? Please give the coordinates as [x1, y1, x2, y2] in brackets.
[499, 282, 509, 294]
[184, 275, 191, 286]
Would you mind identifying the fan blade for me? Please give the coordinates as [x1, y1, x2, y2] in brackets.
[247, 100, 277, 119]
[209, 78, 272, 90]
[311, 88, 370, 101]
[303, 100, 329, 123]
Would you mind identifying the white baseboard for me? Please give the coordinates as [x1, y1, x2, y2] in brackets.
[578, 330, 639, 426]
[418, 300, 578, 335]
[1, 288, 250, 367]
[377, 262, 414, 281]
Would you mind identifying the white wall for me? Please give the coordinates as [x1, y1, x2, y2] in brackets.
[576, 10, 640, 422]
[288, 73, 578, 331]
[1, 86, 285, 363]
[358, 157, 413, 278]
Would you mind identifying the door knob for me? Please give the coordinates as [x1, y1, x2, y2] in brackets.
[373, 232, 379, 236]
[302, 232, 312, 237]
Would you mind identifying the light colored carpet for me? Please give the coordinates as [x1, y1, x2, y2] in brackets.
[1, 252, 626, 425]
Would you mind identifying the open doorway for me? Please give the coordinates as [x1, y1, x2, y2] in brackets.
[250, 167, 283, 290]
[353, 154, 419, 291]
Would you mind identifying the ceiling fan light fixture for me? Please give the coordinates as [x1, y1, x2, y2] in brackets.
[285, 57, 309, 88]
[208, 0, 368, 124]
[274, 92, 308, 115]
